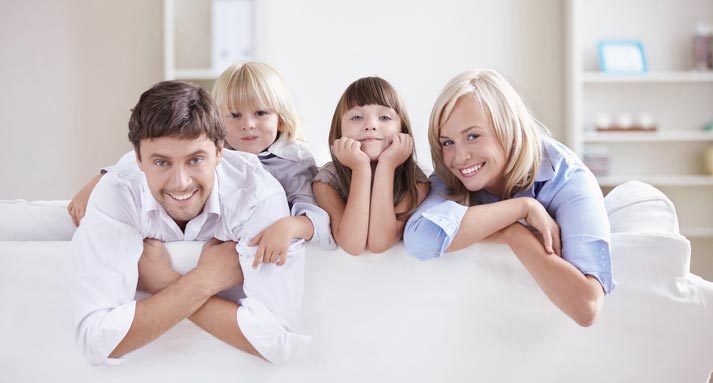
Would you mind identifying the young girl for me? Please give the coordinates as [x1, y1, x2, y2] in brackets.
[404, 69, 613, 326]
[68, 62, 334, 266]
[313, 77, 429, 255]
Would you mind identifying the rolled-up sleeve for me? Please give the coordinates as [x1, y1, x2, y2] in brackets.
[292, 202, 336, 250]
[549, 169, 615, 293]
[233, 192, 311, 364]
[71, 180, 144, 366]
[404, 175, 468, 261]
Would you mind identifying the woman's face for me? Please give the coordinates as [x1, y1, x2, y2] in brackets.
[438, 96, 507, 197]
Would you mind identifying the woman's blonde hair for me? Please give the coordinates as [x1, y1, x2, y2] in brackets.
[429, 69, 550, 204]
[329, 76, 424, 220]
[212, 61, 301, 141]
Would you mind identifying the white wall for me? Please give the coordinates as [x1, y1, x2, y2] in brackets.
[254, 0, 565, 169]
[0, 0, 163, 200]
[0, 0, 564, 199]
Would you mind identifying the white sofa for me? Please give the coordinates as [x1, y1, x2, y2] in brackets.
[1, 182, 712, 382]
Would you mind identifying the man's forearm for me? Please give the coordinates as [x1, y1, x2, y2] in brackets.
[188, 296, 262, 358]
[108, 270, 216, 358]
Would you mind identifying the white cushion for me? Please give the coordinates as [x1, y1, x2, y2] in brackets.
[0, 199, 76, 240]
[604, 181, 679, 235]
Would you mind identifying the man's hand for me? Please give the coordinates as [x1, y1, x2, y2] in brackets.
[194, 239, 244, 294]
[249, 217, 294, 268]
[137, 239, 180, 294]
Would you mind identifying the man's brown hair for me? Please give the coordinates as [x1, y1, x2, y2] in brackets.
[128, 81, 226, 158]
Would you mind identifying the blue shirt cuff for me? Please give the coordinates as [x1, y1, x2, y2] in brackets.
[562, 237, 616, 294]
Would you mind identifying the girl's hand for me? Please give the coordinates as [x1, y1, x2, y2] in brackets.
[249, 217, 294, 268]
[331, 137, 370, 169]
[523, 198, 561, 256]
[378, 133, 413, 168]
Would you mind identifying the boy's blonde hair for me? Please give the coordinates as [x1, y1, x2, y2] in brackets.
[429, 69, 550, 204]
[212, 61, 301, 140]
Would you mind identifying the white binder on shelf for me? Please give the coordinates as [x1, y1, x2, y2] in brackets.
[212, 0, 253, 75]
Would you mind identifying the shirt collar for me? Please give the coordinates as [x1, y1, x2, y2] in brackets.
[473, 140, 555, 203]
[259, 134, 301, 162]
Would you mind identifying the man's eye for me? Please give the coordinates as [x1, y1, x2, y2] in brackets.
[230, 112, 241, 118]
[189, 157, 204, 165]
[154, 160, 169, 167]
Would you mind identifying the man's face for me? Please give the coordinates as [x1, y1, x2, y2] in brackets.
[137, 135, 222, 229]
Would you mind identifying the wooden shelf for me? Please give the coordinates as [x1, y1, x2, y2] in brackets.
[582, 71, 713, 84]
[584, 131, 713, 143]
[597, 175, 713, 187]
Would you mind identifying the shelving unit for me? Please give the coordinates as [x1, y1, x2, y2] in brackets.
[566, 0, 713, 279]
[163, 0, 253, 83]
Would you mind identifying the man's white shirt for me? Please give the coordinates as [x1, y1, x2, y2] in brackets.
[72, 150, 308, 365]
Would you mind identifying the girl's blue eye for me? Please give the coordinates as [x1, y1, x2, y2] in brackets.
[379, 115, 392, 121]
[230, 112, 241, 118]
[440, 140, 454, 147]
[350, 115, 363, 121]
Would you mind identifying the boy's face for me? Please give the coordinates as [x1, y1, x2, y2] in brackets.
[137, 135, 222, 229]
[222, 107, 280, 154]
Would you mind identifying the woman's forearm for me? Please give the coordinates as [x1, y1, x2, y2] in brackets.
[447, 198, 533, 252]
[501, 223, 604, 327]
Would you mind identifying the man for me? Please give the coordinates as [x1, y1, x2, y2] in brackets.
[72, 81, 307, 366]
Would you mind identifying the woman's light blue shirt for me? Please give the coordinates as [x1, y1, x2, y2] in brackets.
[404, 137, 615, 293]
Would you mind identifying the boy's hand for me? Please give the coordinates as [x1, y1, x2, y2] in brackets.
[137, 239, 180, 294]
[331, 137, 370, 170]
[378, 133, 413, 169]
[68, 174, 103, 226]
[249, 217, 294, 268]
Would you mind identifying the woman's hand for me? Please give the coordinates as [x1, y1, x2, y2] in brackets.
[331, 137, 370, 170]
[522, 198, 561, 256]
[378, 133, 413, 169]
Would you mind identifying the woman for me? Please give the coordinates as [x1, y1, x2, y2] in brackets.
[404, 69, 613, 327]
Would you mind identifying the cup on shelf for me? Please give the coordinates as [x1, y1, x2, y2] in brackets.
[594, 113, 612, 131]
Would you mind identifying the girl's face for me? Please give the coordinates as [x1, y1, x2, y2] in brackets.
[222, 107, 280, 154]
[438, 96, 507, 197]
[340, 104, 402, 161]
